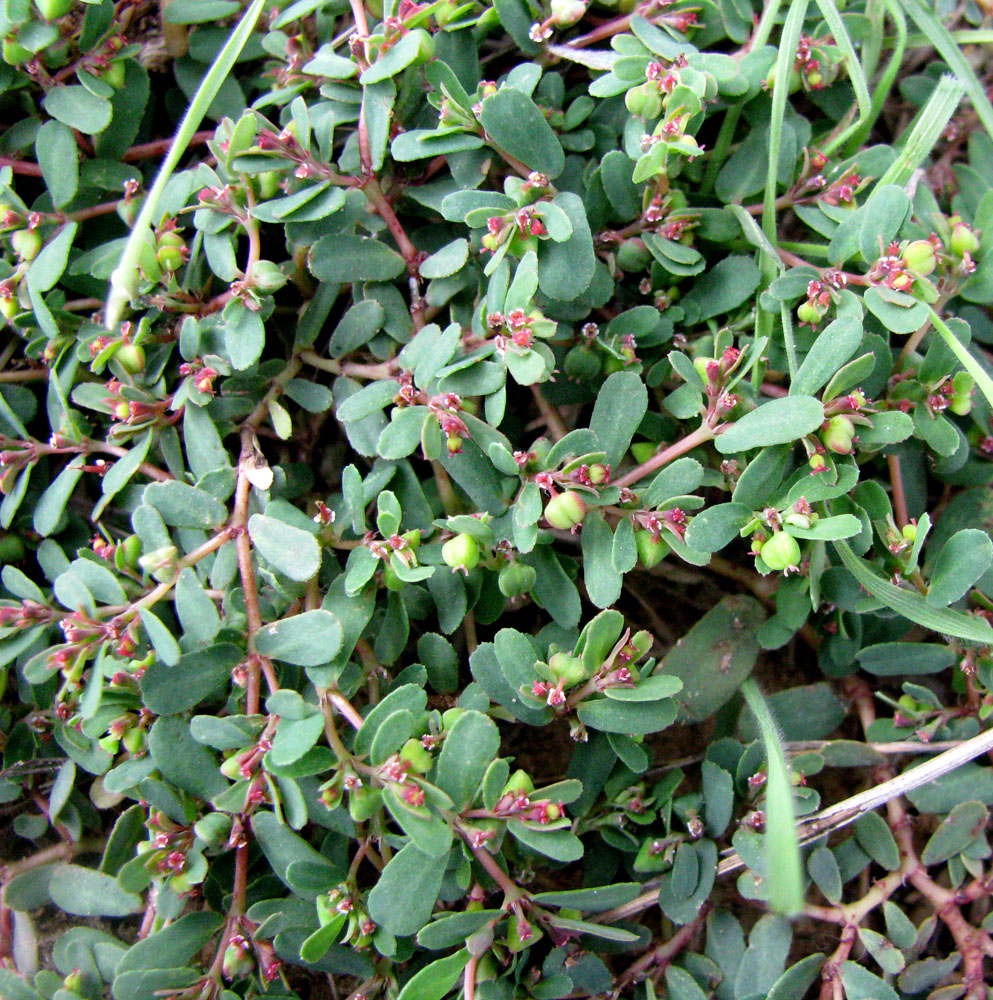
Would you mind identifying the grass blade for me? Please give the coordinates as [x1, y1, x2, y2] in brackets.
[741, 680, 804, 917]
[876, 74, 963, 189]
[105, 0, 268, 330]
[928, 307, 993, 411]
[900, 0, 993, 140]
[814, 0, 871, 122]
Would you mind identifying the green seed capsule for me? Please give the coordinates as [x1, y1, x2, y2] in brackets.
[544, 491, 586, 530]
[442, 532, 480, 571]
[760, 532, 801, 572]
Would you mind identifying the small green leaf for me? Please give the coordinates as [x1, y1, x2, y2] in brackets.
[248, 513, 322, 582]
[435, 709, 500, 809]
[920, 800, 988, 864]
[716, 397, 824, 454]
[309, 235, 407, 283]
[479, 87, 565, 178]
[577, 696, 677, 734]
[396, 948, 471, 1000]
[590, 370, 648, 468]
[48, 864, 142, 917]
[43, 85, 113, 133]
[507, 819, 584, 862]
[33, 458, 84, 537]
[839, 961, 899, 1000]
[368, 842, 449, 936]
[927, 528, 993, 606]
[144, 481, 228, 529]
[254, 610, 343, 666]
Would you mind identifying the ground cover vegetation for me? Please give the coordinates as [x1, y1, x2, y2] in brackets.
[3, 0, 993, 998]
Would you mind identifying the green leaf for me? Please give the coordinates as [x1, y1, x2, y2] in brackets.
[858, 184, 911, 263]
[920, 800, 988, 864]
[905, 762, 993, 813]
[175, 568, 221, 645]
[33, 458, 84, 537]
[863, 286, 928, 333]
[839, 961, 899, 1000]
[248, 513, 322, 582]
[149, 716, 227, 800]
[396, 948, 471, 1000]
[252, 811, 338, 897]
[576, 696, 677, 735]
[854, 811, 900, 870]
[0, 970, 42, 1000]
[681, 255, 761, 321]
[270, 712, 326, 767]
[223, 297, 265, 370]
[507, 819, 584, 862]
[116, 912, 225, 974]
[531, 882, 641, 912]
[255, 610, 343, 665]
[927, 528, 993, 607]
[141, 643, 242, 715]
[48, 864, 142, 917]
[716, 396, 824, 454]
[368, 842, 449, 936]
[479, 87, 564, 178]
[144, 480, 228, 529]
[420, 239, 470, 279]
[663, 596, 765, 722]
[36, 120, 78, 208]
[435, 709, 500, 809]
[582, 511, 622, 609]
[164, 0, 240, 22]
[96, 431, 153, 518]
[857, 642, 956, 676]
[767, 954, 825, 1000]
[834, 539, 993, 645]
[43, 85, 112, 133]
[684, 502, 753, 553]
[417, 911, 504, 950]
[642, 457, 705, 507]
[538, 192, 596, 300]
[590, 370, 648, 468]
[790, 316, 862, 397]
[139, 608, 181, 666]
[603, 674, 683, 701]
[361, 30, 430, 85]
[309, 235, 407, 283]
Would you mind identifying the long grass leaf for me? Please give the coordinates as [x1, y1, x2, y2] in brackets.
[876, 74, 963, 188]
[105, 0, 268, 330]
[741, 680, 803, 917]
[900, 0, 993, 140]
[814, 0, 871, 121]
[834, 540, 993, 644]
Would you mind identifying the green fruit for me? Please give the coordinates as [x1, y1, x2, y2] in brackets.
[902, 239, 937, 275]
[251, 260, 288, 293]
[635, 529, 668, 568]
[399, 738, 433, 774]
[11, 229, 41, 261]
[544, 491, 586, 530]
[901, 523, 917, 542]
[820, 414, 855, 454]
[950, 221, 980, 257]
[442, 532, 480, 571]
[156, 245, 185, 271]
[122, 726, 146, 754]
[615, 238, 651, 272]
[760, 532, 801, 572]
[348, 785, 383, 823]
[548, 651, 588, 686]
[115, 343, 145, 374]
[796, 301, 822, 325]
[35, 0, 73, 17]
[498, 561, 536, 598]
